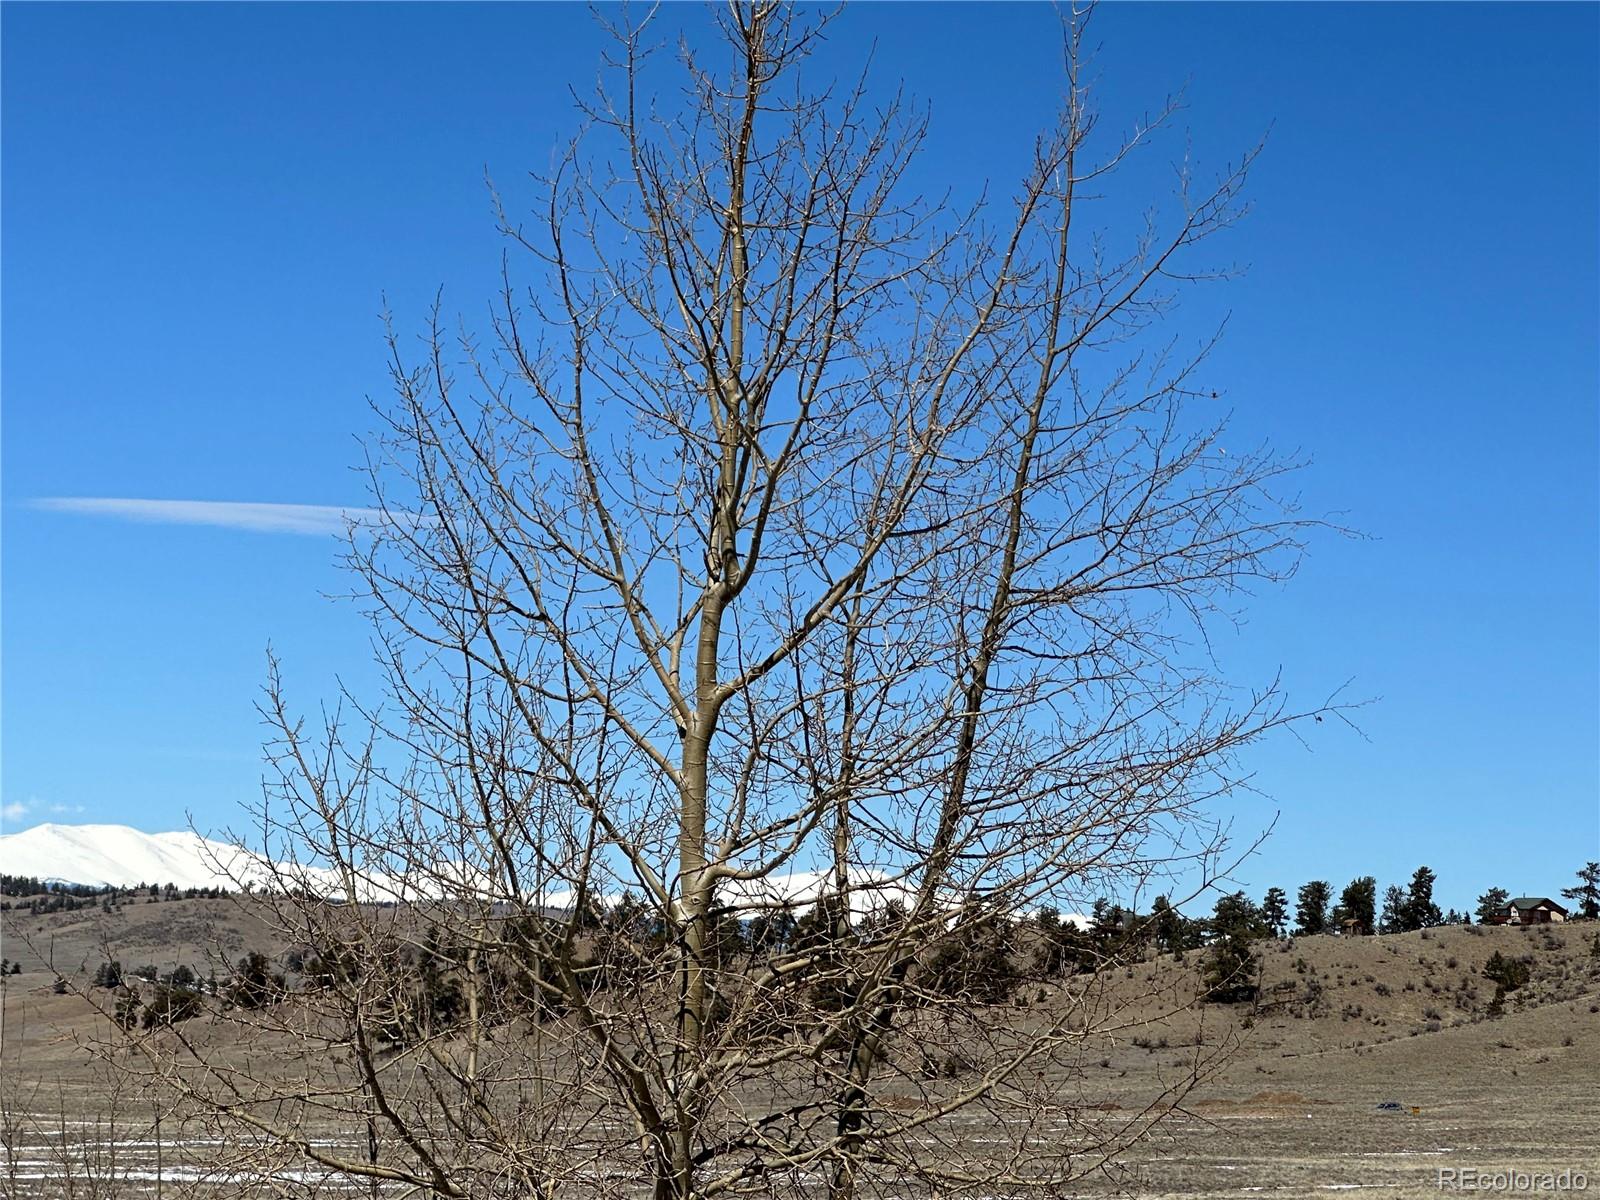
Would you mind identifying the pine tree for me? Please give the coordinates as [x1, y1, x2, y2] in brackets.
[1561, 862, 1600, 921]
[792, 891, 857, 1012]
[793, 891, 852, 952]
[1379, 884, 1407, 934]
[923, 908, 1018, 1005]
[705, 903, 749, 969]
[1402, 866, 1442, 931]
[1203, 892, 1260, 1003]
[1031, 908, 1065, 975]
[1088, 896, 1132, 949]
[1031, 908, 1097, 976]
[114, 988, 142, 1030]
[746, 904, 798, 956]
[226, 951, 286, 1010]
[1150, 895, 1186, 955]
[1294, 881, 1332, 936]
[1483, 951, 1531, 1016]
[1338, 877, 1377, 935]
[141, 982, 203, 1029]
[1260, 888, 1288, 938]
[1475, 886, 1510, 924]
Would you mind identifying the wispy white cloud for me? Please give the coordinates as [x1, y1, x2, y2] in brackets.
[33, 497, 390, 536]
[0, 797, 81, 826]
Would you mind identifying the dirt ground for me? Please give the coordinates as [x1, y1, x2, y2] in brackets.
[1111, 1004, 1599, 1198]
[2, 899, 1596, 1197]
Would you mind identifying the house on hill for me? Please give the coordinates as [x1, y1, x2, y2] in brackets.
[1484, 897, 1568, 925]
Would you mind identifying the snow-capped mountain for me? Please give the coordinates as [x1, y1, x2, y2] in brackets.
[0, 823, 256, 890]
[0, 824, 1093, 925]
[0, 830, 903, 910]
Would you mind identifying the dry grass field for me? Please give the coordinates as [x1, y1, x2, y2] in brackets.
[2, 898, 1596, 1197]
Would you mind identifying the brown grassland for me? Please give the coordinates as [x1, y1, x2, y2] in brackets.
[2, 897, 1595, 1198]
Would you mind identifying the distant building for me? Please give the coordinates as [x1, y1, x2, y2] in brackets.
[1483, 897, 1568, 926]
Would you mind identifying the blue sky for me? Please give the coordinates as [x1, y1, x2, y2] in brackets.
[3, 3, 1596, 912]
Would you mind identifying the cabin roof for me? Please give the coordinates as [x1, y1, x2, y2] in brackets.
[1506, 897, 1566, 913]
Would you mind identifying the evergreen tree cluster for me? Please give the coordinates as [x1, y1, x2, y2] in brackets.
[1290, 866, 1462, 937]
[0, 879, 227, 913]
[37, 859, 1598, 1042]
[86, 952, 290, 1033]
[1, 874, 119, 899]
[1276, 862, 1599, 938]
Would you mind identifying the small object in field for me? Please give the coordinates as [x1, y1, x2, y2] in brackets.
[1375, 1100, 1403, 1111]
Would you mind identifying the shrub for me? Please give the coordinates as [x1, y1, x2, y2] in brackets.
[922, 915, 1018, 1005]
[1484, 951, 1531, 994]
[141, 982, 203, 1029]
[225, 951, 286, 1010]
[114, 989, 142, 1030]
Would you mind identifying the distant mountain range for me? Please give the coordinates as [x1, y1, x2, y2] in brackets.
[0, 824, 884, 909]
[0, 823, 252, 890]
[0, 824, 1091, 925]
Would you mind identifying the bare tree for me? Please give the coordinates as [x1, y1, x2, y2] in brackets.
[96, 5, 1332, 1197]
